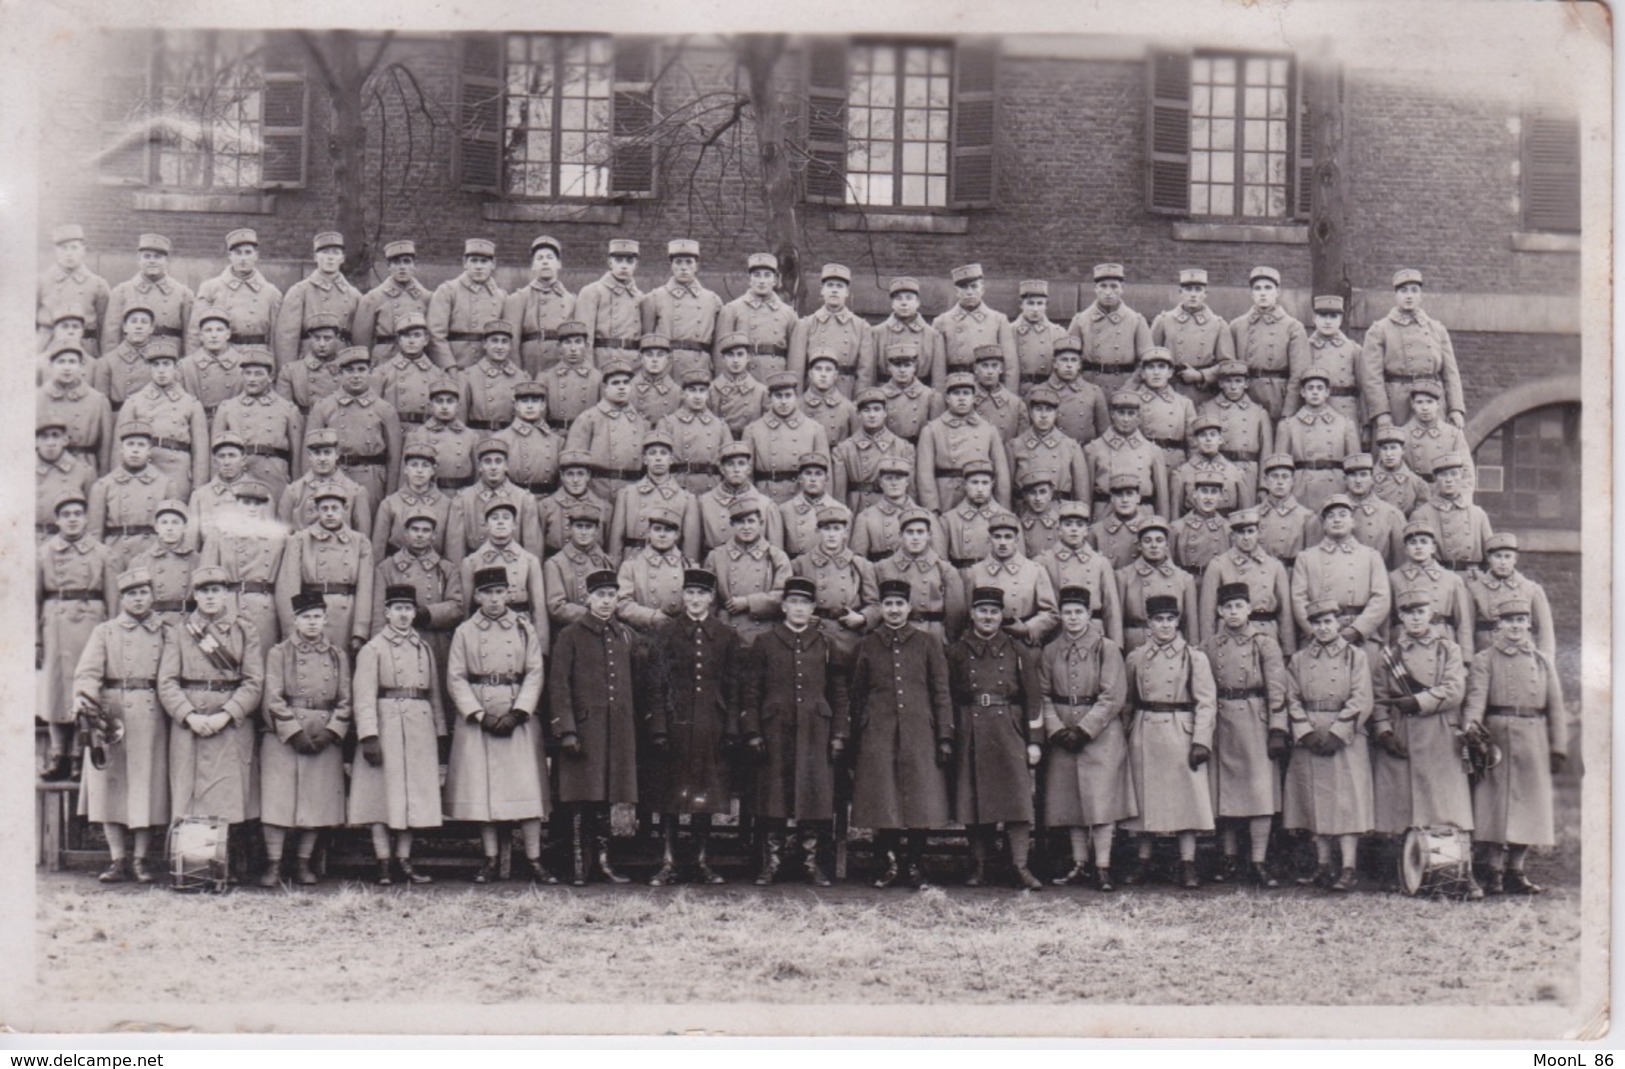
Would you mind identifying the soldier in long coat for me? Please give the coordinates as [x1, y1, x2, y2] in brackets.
[849, 580, 955, 889]
[564, 360, 646, 501]
[1361, 269, 1466, 434]
[457, 502, 548, 629]
[39, 346, 115, 476]
[1229, 266, 1308, 422]
[445, 438, 545, 561]
[274, 232, 362, 370]
[349, 584, 447, 886]
[541, 323, 603, 431]
[124, 500, 197, 631]
[1389, 520, 1476, 657]
[1283, 598, 1377, 892]
[1201, 582, 1289, 888]
[1275, 368, 1362, 512]
[118, 348, 209, 500]
[352, 240, 434, 362]
[710, 333, 771, 436]
[833, 392, 917, 514]
[502, 235, 576, 377]
[1256, 454, 1318, 569]
[574, 239, 644, 368]
[198, 479, 286, 659]
[89, 421, 179, 568]
[369, 510, 463, 711]
[371, 310, 441, 429]
[213, 349, 303, 502]
[1197, 508, 1295, 650]
[1121, 594, 1219, 889]
[1286, 295, 1366, 428]
[446, 567, 552, 884]
[371, 438, 453, 560]
[1116, 515, 1198, 652]
[916, 375, 1012, 513]
[36, 413, 96, 544]
[1200, 362, 1274, 506]
[875, 508, 966, 643]
[73, 567, 169, 883]
[1066, 263, 1152, 396]
[639, 239, 724, 382]
[1341, 454, 1409, 570]
[37, 491, 116, 779]
[544, 506, 617, 632]
[961, 511, 1060, 646]
[306, 347, 403, 509]
[740, 578, 852, 886]
[257, 590, 353, 887]
[188, 228, 282, 353]
[276, 487, 374, 658]
[789, 264, 870, 397]
[851, 459, 944, 564]
[550, 569, 642, 885]
[38, 224, 111, 359]
[947, 587, 1045, 890]
[158, 566, 265, 826]
[741, 374, 832, 506]
[656, 371, 731, 497]
[541, 450, 615, 552]
[1372, 425, 1430, 517]
[643, 568, 744, 886]
[1150, 268, 1235, 406]
[1291, 494, 1393, 653]
[794, 506, 880, 661]
[104, 234, 193, 353]
[1467, 533, 1557, 667]
[427, 239, 508, 370]
[1044, 337, 1111, 445]
[1464, 595, 1569, 895]
[1040, 586, 1132, 890]
[1082, 390, 1170, 521]
[932, 264, 1018, 392]
[1036, 501, 1124, 647]
[706, 500, 793, 646]
[714, 254, 797, 382]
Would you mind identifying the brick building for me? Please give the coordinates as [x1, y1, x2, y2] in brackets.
[38, 28, 1585, 682]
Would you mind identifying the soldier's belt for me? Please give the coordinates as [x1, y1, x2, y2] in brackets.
[66, 445, 98, 457]
[231, 333, 269, 346]
[151, 599, 191, 613]
[622, 537, 646, 550]
[372, 334, 396, 346]
[1296, 459, 1344, 471]
[1384, 372, 1430, 384]
[152, 326, 184, 339]
[1441, 560, 1480, 573]
[446, 331, 484, 342]
[1225, 449, 1260, 462]
[464, 418, 507, 431]
[1080, 360, 1135, 374]
[845, 480, 879, 495]
[520, 329, 562, 343]
[591, 465, 644, 481]
[1148, 436, 1186, 450]
[1138, 700, 1195, 713]
[1048, 692, 1099, 706]
[755, 468, 800, 482]
[44, 589, 101, 601]
[1486, 705, 1546, 719]
[669, 340, 710, 353]
[1243, 610, 1274, 622]
[932, 467, 965, 479]
[1217, 686, 1266, 701]
[513, 477, 558, 495]
[1299, 699, 1346, 713]
[379, 686, 432, 700]
[339, 451, 389, 467]
[435, 474, 478, 490]
[36, 522, 58, 536]
[949, 557, 979, 569]
[1278, 555, 1296, 567]
[1254, 369, 1289, 380]
[1430, 613, 1458, 627]
[967, 693, 1018, 707]
[594, 336, 641, 351]
[310, 582, 358, 596]
[80, 329, 100, 340]
[506, 600, 533, 614]
[944, 362, 975, 377]
[288, 700, 337, 713]
[238, 580, 276, 595]
[103, 678, 157, 691]
[864, 550, 892, 562]
[109, 401, 124, 414]
[751, 343, 788, 356]
[152, 437, 192, 452]
[913, 610, 946, 622]
[1328, 386, 1359, 398]
[1092, 491, 1114, 503]
[545, 418, 572, 431]
[1473, 620, 1498, 633]
[1180, 562, 1204, 576]
[105, 524, 156, 538]
[1020, 372, 1051, 384]
[244, 444, 292, 461]
[672, 461, 719, 477]
[180, 678, 244, 691]
[397, 412, 427, 426]
[467, 672, 523, 686]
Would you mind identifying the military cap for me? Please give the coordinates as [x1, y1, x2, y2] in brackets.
[1108, 389, 1142, 409]
[401, 438, 439, 463]
[815, 504, 852, 527]
[189, 565, 233, 592]
[898, 507, 935, 530]
[558, 449, 595, 470]
[683, 568, 719, 592]
[585, 569, 619, 593]
[1409, 378, 1445, 399]
[1134, 514, 1171, 538]
[1393, 268, 1424, 289]
[426, 374, 462, 399]
[513, 377, 548, 399]
[889, 276, 921, 295]
[607, 238, 640, 257]
[383, 240, 417, 260]
[1216, 582, 1251, 606]
[1298, 365, 1331, 386]
[1057, 585, 1092, 607]
[797, 452, 830, 471]
[1020, 468, 1057, 490]
[1493, 595, 1532, 618]
[765, 371, 801, 393]
[472, 566, 510, 592]
[600, 359, 637, 381]
[137, 233, 172, 254]
[942, 372, 977, 392]
[214, 431, 250, 452]
[747, 252, 779, 272]
[1342, 452, 1375, 472]
[1485, 532, 1519, 554]
[726, 501, 762, 523]
[482, 499, 518, 519]
[1026, 386, 1060, 408]
[383, 584, 419, 607]
[463, 238, 496, 258]
[648, 504, 685, 529]
[639, 333, 672, 351]
[962, 458, 996, 479]
[1313, 295, 1346, 314]
[783, 576, 817, 601]
[1430, 453, 1468, 474]
[718, 441, 754, 463]
[1374, 425, 1408, 446]
[196, 308, 232, 329]
[878, 578, 912, 601]
[679, 368, 712, 388]
[854, 387, 889, 408]
[1318, 493, 1356, 515]
[1092, 263, 1125, 282]
[642, 431, 675, 453]
[1019, 279, 1049, 298]
[716, 331, 751, 352]
[225, 482, 265, 505]
[291, 588, 329, 616]
[121, 303, 157, 323]
[1249, 266, 1282, 286]
[310, 231, 344, 252]
[820, 263, 852, 284]
[337, 346, 372, 368]
[529, 234, 562, 257]
[1108, 473, 1142, 492]
[51, 224, 86, 245]
[117, 568, 155, 594]
[1262, 452, 1296, 472]
[1053, 335, 1083, 354]
[970, 585, 1005, 609]
[1215, 360, 1250, 378]
[482, 319, 515, 338]
[557, 320, 589, 340]
[805, 347, 843, 369]
[1192, 472, 1225, 489]
[1226, 507, 1262, 529]
[305, 312, 344, 333]
[1140, 347, 1176, 367]
[885, 341, 922, 361]
[972, 344, 1005, 364]
[950, 263, 984, 284]
[1402, 519, 1439, 543]
[1057, 501, 1091, 522]
[117, 420, 155, 442]
[986, 509, 1020, 533]
[1179, 268, 1209, 286]
[475, 437, 509, 458]
[565, 505, 602, 526]
[36, 411, 68, 433]
[1145, 594, 1181, 618]
[1304, 597, 1342, 621]
[52, 489, 88, 514]
[1393, 587, 1435, 613]
[312, 484, 351, 507]
[667, 238, 700, 258]
[225, 227, 259, 249]
[876, 456, 913, 477]
[142, 339, 180, 361]
[401, 509, 440, 529]
[1190, 414, 1224, 436]
[50, 305, 87, 325]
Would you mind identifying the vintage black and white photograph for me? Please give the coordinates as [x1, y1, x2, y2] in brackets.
[2, 0, 1610, 1042]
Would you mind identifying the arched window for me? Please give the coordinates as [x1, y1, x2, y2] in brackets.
[1472, 402, 1580, 530]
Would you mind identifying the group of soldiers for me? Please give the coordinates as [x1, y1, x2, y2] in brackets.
[37, 224, 1569, 896]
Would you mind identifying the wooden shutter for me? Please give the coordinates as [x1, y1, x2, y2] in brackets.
[948, 37, 998, 209]
[1523, 110, 1580, 233]
[97, 30, 153, 185]
[455, 34, 503, 193]
[260, 33, 309, 189]
[610, 37, 657, 198]
[1293, 60, 1313, 220]
[1146, 51, 1190, 215]
[802, 37, 849, 205]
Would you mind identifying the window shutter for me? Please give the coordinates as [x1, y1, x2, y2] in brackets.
[948, 37, 998, 209]
[98, 30, 153, 185]
[1146, 51, 1190, 215]
[260, 33, 309, 189]
[1293, 61, 1313, 220]
[610, 37, 658, 198]
[802, 36, 849, 205]
[1524, 111, 1580, 233]
[455, 34, 503, 194]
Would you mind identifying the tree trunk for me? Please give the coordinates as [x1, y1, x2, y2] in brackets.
[1305, 59, 1349, 312]
[304, 32, 374, 281]
[738, 36, 804, 309]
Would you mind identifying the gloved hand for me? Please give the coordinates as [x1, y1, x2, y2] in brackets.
[288, 729, 318, 755]
[480, 711, 504, 734]
[1071, 726, 1095, 751]
[1550, 751, 1567, 775]
[828, 737, 845, 761]
[1466, 721, 1491, 747]
[361, 736, 383, 767]
[560, 733, 583, 758]
[1187, 743, 1211, 771]
[1297, 732, 1324, 758]
[1049, 727, 1077, 752]
[1026, 743, 1043, 768]
[490, 713, 519, 737]
[1267, 729, 1290, 762]
[1320, 732, 1347, 756]
[208, 711, 232, 735]
[935, 740, 954, 768]
[187, 712, 214, 737]
[348, 636, 366, 658]
[1377, 730, 1410, 759]
[314, 728, 343, 752]
[649, 733, 670, 752]
[412, 606, 432, 629]
[1390, 695, 1422, 716]
[745, 734, 767, 760]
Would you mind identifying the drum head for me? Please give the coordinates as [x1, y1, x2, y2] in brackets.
[1399, 828, 1426, 896]
[168, 817, 231, 892]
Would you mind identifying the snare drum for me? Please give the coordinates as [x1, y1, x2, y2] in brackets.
[1399, 825, 1475, 898]
[168, 816, 231, 893]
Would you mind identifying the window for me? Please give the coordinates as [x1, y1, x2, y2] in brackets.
[456, 34, 655, 199]
[1522, 110, 1580, 233]
[804, 37, 998, 210]
[1473, 403, 1580, 529]
[1148, 50, 1310, 220]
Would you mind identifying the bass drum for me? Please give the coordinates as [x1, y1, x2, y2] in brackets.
[1399, 824, 1475, 898]
[168, 816, 231, 893]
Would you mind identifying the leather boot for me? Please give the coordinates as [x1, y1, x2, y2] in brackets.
[596, 834, 630, 884]
[257, 856, 283, 888]
[131, 857, 155, 885]
[1009, 826, 1041, 891]
[1212, 854, 1238, 884]
[904, 832, 929, 889]
[1465, 875, 1486, 901]
[801, 828, 830, 887]
[472, 856, 499, 884]
[871, 848, 900, 889]
[295, 857, 318, 886]
[1123, 857, 1153, 886]
[649, 821, 679, 887]
[1052, 861, 1089, 886]
[570, 809, 588, 887]
[1486, 869, 1505, 895]
[756, 831, 784, 886]
[398, 858, 432, 885]
[1096, 867, 1115, 893]
[965, 831, 988, 888]
[1505, 870, 1545, 895]
[98, 858, 129, 884]
[523, 854, 560, 886]
[1330, 866, 1357, 892]
[375, 859, 395, 886]
[695, 823, 725, 885]
[1251, 862, 1280, 889]
[1180, 860, 1200, 889]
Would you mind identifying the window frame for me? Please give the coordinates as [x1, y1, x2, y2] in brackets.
[843, 39, 955, 211]
[1185, 51, 1295, 222]
[1472, 402, 1581, 531]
